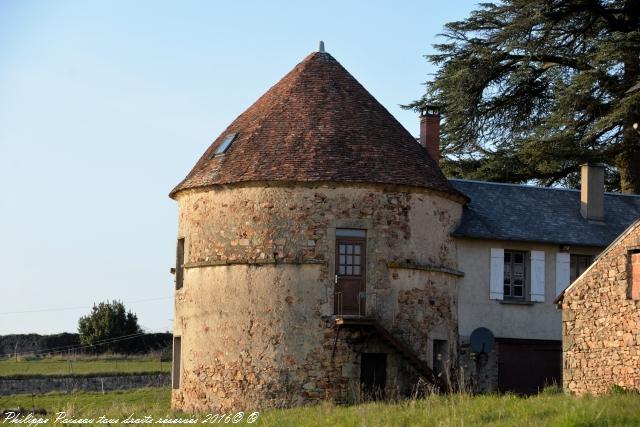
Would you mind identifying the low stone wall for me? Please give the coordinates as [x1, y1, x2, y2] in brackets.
[0, 373, 170, 396]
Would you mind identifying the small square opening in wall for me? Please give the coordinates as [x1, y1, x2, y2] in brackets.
[630, 251, 640, 301]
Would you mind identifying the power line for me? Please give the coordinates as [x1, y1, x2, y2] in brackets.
[0, 296, 172, 315]
[3, 332, 147, 357]
[0, 330, 171, 359]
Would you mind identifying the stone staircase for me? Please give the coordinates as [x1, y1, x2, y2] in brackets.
[334, 316, 444, 390]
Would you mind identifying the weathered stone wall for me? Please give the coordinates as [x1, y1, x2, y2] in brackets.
[0, 373, 169, 396]
[177, 183, 460, 269]
[562, 221, 640, 395]
[172, 183, 462, 411]
[390, 269, 458, 368]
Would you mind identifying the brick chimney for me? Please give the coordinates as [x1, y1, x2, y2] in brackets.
[580, 163, 605, 221]
[420, 105, 440, 163]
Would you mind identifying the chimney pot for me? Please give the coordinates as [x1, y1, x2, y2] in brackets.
[419, 105, 440, 163]
[580, 163, 605, 221]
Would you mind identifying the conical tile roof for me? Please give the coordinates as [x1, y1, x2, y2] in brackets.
[170, 51, 461, 199]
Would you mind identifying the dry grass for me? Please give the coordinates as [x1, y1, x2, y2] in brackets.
[2, 386, 640, 426]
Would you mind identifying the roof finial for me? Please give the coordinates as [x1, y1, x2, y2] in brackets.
[318, 40, 325, 53]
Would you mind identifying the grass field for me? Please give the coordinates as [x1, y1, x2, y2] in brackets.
[2, 387, 640, 426]
[0, 354, 170, 377]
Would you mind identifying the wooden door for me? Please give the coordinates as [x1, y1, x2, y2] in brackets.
[335, 237, 366, 315]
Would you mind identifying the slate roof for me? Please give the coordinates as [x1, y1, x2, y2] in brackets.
[451, 179, 640, 247]
[170, 51, 462, 200]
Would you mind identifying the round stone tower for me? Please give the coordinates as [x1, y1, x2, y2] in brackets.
[169, 48, 467, 412]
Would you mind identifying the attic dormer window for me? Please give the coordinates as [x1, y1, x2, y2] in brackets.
[212, 133, 238, 157]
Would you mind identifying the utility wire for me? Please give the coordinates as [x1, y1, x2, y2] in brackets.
[3, 332, 147, 358]
[0, 330, 169, 359]
[0, 325, 174, 362]
[0, 296, 172, 315]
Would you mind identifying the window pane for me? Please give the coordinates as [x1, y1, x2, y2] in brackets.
[504, 285, 510, 296]
[339, 266, 345, 275]
[505, 252, 511, 262]
[347, 255, 352, 265]
[514, 286, 523, 297]
[354, 266, 360, 275]
[354, 255, 360, 265]
[514, 265, 524, 280]
[339, 245, 345, 254]
[347, 245, 353, 254]
[578, 256, 588, 274]
[354, 245, 361, 255]
[514, 253, 524, 264]
[214, 133, 237, 155]
[346, 266, 352, 275]
[339, 255, 345, 265]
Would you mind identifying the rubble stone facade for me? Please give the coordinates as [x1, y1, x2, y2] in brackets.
[562, 220, 640, 395]
[171, 183, 462, 411]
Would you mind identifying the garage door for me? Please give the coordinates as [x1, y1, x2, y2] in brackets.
[498, 340, 561, 395]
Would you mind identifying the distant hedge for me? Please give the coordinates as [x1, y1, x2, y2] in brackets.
[0, 332, 172, 356]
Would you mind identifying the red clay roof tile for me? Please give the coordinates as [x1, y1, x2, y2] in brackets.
[170, 51, 461, 199]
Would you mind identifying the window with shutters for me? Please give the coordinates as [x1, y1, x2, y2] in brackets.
[504, 251, 527, 299]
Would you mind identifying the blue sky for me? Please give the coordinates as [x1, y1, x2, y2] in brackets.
[0, 0, 479, 334]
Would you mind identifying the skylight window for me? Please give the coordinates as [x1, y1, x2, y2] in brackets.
[213, 133, 237, 156]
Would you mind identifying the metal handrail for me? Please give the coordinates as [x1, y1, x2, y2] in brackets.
[334, 290, 382, 319]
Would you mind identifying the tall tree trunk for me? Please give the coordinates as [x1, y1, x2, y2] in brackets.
[617, 131, 640, 194]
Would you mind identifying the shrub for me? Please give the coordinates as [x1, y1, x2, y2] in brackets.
[78, 301, 142, 354]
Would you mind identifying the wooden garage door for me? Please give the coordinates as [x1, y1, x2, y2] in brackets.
[498, 341, 561, 395]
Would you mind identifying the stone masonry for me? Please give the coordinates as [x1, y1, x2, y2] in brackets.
[171, 183, 462, 411]
[169, 48, 466, 412]
[562, 220, 640, 395]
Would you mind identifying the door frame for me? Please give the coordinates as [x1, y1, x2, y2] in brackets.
[334, 234, 367, 316]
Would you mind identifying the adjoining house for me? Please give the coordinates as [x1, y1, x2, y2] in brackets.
[168, 46, 640, 411]
[447, 165, 640, 394]
[556, 219, 640, 395]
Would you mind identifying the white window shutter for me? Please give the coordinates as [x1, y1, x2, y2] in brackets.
[555, 252, 570, 297]
[490, 248, 504, 300]
[530, 250, 545, 302]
